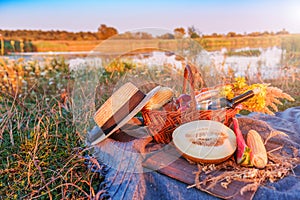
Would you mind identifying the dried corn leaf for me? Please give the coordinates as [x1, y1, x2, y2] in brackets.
[264, 131, 289, 145]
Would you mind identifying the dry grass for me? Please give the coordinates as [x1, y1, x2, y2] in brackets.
[188, 129, 299, 198]
[32, 40, 101, 52]
[0, 57, 103, 199]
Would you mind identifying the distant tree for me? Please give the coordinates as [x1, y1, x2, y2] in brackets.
[226, 32, 237, 37]
[134, 32, 153, 39]
[174, 27, 185, 38]
[97, 24, 118, 40]
[187, 26, 201, 38]
[114, 31, 134, 39]
[113, 31, 153, 39]
[157, 33, 175, 39]
[276, 28, 289, 35]
[248, 32, 262, 37]
[203, 33, 223, 38]
[262, 31, 269, 36]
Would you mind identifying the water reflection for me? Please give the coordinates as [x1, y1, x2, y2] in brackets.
[209, 46, 285, 80]
[4, 46, 299, 83]
[127, 46, 299, 83]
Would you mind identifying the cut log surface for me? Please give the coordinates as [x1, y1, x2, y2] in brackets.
[142, 144, 256, 200]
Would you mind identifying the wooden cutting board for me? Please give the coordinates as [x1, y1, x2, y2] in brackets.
[142, 144, 256, 200]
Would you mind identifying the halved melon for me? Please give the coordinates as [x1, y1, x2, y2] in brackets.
[172, 120, 236, 164]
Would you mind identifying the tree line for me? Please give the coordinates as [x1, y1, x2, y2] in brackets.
[0, 24, 117, 41]
[0, 24, 290, 41]
[0, 24, 290, 55]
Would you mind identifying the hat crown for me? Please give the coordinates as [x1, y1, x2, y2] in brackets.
[94, 82, 145, 132]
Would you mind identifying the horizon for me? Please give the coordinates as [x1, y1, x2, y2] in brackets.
[0, 0, 300, 34]
[0, 26, 294, 35]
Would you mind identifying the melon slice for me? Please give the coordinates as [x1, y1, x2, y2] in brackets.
[172, 120, 237, 164]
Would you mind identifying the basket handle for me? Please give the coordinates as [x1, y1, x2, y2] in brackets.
[183, 64, 201, 110]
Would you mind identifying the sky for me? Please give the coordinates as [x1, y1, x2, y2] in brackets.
[0, 0, 300, 34]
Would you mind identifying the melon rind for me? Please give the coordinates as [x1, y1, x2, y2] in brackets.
[172, 120, 237, 164]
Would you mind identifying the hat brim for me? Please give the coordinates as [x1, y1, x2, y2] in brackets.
[91, 85, 161, 145]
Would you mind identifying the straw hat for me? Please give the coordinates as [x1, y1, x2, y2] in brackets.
[90, 82, 161, 145]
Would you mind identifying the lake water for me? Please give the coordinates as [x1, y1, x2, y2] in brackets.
[4, 46, 298, 81]
[209, 47, 285, 80]
[127, 46, 291, 80]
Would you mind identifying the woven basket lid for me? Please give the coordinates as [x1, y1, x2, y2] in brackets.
[91, 82, 161, 145]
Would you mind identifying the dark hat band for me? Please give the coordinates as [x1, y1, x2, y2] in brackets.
[101, 90, 145, 135]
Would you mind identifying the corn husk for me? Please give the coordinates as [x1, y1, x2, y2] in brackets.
[247, 130, 268, 169]
[144, 87, 174, 110]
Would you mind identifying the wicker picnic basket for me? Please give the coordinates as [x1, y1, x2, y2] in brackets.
[141, 65, 238, 144]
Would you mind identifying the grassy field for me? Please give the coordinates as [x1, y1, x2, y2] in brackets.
[30, 34, 300, 53]
[0, 57, 105, 199]
[32, 40, 100, 52]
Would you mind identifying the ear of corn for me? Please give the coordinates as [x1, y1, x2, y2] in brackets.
[247, 130, 268, 169]
[144, 87, 174, 110]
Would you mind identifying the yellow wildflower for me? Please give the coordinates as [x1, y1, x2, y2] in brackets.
[220, 85, 234, 99]
[233, 77, 247, 89]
